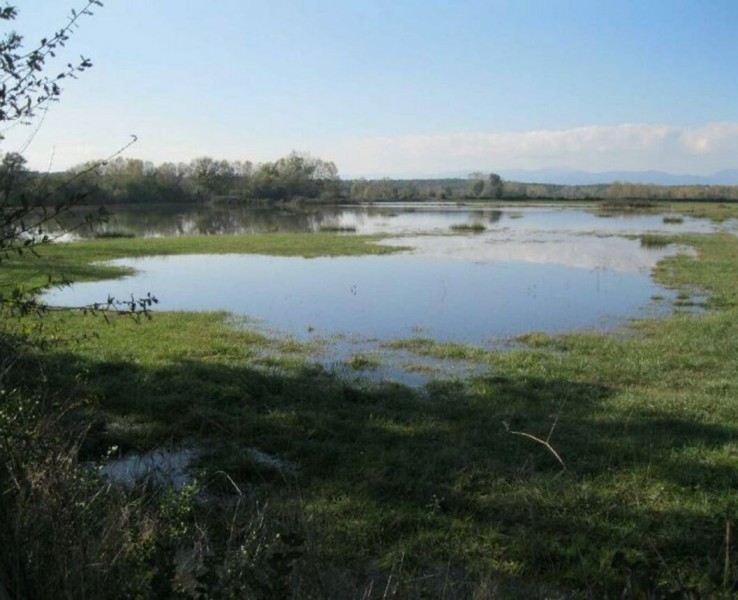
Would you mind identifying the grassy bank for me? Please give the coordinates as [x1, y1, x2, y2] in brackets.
[4, 228, 738, 596]
[0, 232, 406, 292]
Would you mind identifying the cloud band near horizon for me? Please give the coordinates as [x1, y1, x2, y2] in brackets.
[337, 122, 738, 177]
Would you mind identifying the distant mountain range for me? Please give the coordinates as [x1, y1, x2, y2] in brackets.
[350, 168, 738, 186]
[491, 168, 738, 186]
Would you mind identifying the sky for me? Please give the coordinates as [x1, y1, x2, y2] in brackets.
[3, 0, 738, 178]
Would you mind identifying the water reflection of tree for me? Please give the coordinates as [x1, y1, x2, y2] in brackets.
[53, 205, 504, 238]
[49, 205, 343, 237]
[488, 210, 502, 224]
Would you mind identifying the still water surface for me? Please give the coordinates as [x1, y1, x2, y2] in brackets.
[44, 203, 718, 384]
[46, 250, 673, 345]
[65, 202, 730, 238]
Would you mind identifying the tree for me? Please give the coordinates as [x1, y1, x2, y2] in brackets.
[484, 172, 504, 199]
[467, 172, 485, 198]
[466, 172, 504, 199]
[1, 0, 100, 251]
[0, 151, 27, 203]
[247, 151, 340, 201]
[0, 3, 100, 123]
[190, 156, 236, 198]
[0, 2, 153, 317]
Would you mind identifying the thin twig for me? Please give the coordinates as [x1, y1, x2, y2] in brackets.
[504, 421, 568, 472]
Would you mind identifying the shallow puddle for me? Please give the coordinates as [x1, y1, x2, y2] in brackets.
[100, 447, 199, 489]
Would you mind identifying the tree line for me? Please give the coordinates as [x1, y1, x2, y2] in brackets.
[347, 174, 738, 202]
[1, 151, 342, 206]
[3, 150, 738, 206]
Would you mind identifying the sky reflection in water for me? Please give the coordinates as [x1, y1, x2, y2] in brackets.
[46, 240, 677, 344]
[45, 206, 713, 382]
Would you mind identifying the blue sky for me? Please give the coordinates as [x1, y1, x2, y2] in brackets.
[3, 0, 738, 176]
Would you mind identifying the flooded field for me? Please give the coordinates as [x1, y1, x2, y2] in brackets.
[62, 202, 732, 238]
[45, 204, 731, 382]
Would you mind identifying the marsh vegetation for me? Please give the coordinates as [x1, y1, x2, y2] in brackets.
[4, 201, 738, 597]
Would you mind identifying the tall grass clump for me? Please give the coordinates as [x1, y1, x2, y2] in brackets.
[640, 234, 671, 248]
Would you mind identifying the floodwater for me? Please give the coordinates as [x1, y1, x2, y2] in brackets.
[45, 248, 676, 344]
[45, 204, 729, 382]
[61, 202, 731, 238]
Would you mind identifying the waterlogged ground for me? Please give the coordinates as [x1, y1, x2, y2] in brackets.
[24, 204, 738, 593]
[43, 204, 730, 383]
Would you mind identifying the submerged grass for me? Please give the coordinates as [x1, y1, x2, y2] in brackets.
[6, 225, 738, 595]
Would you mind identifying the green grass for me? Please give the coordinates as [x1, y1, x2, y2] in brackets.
[345, 353, 381, 371]
[8, 227, 738, 595]
[384, 337, 491, 361]
[668, 202, 738, 222]
[640, 233, 673, 248]
[0, 232, 407, 292]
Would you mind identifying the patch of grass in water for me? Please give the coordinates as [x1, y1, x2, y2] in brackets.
[450, 222, 486, 233]
[385, 337, 490, 361]
[663, 215, 684, 224]
[674, 299, 698, 308]
[318, 225, 357, 233]
[640, 234, 672, 248]
[346, 353, 380, 371]
[515, 331, 555, 348]
[400, 362, 442, 374]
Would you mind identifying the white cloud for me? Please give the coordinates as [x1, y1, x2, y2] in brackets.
[9, 118, 738, 177]
[336, 122, 738, 177]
